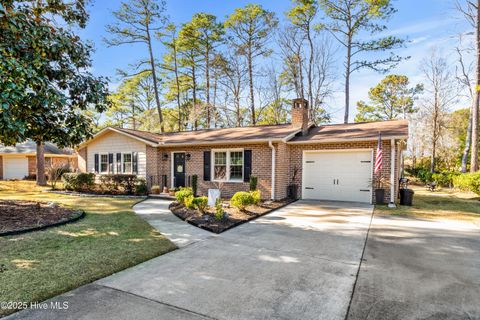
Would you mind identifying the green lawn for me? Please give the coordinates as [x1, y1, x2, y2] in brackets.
[0, 181, 176, 317]
[376, 185, 480, 224]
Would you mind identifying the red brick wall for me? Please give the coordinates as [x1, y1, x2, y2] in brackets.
[146, 145, 160, 187]
[275, 142, 290, 199]
[0, 156, 3, 179]
[289, 140, 402, 204]
[27, 156, 77, 176]
[148, 144, 274, 199]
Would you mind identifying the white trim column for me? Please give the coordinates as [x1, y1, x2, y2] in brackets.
[388, 139, 396, 208]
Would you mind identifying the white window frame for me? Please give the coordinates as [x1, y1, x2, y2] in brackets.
[100, 153, 109, 174]
[211, 149, 244, 182]
[122, 153, 133, 174]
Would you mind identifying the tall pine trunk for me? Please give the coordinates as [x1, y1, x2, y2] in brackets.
[344, 37, 352, 124]
[248, 46, 256, 125]
[307, 24, 314, 111]
[471, 0, 480, 172]
[146, 24, 164, 133]
[205, 45, 211, 128]
[462, 106, 473, 172]
[36, 141, 46, 186]
[173, 39, 182, 131]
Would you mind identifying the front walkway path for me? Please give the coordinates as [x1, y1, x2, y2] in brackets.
[8, 200, 374, 320]
[133, 198, 215, 248]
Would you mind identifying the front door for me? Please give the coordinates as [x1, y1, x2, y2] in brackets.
[173, 152, 186, 188]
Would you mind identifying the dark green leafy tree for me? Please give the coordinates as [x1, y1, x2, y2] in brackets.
[355, 75, 423, 122]
[318, 0, 406, 123]
[0, 0, 109, 185]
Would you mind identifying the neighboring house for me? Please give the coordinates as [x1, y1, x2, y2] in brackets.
[0, 141, 77, 180]
[77, 99, 408, 204]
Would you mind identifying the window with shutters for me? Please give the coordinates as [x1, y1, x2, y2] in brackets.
[100, 154, 108, 173]
[122, 153, 132, 173]
[212, 149, 243, 182]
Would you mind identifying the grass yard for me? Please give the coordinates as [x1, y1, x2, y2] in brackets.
[0, 181, 177, 318]
[376, 185, 480, 224]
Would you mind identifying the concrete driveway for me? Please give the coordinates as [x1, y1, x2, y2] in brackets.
[347, 214, 480, 320]
[9, 199, 374, 320]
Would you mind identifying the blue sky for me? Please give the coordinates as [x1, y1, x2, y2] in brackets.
[79, 0, 470, 123]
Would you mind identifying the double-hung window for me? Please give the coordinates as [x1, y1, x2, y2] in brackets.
[100, 154, 109, 173]
[122, 153, 132, 173]
[212, 150, 243, 182]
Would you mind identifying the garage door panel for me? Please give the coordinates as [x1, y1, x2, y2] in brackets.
[302, 151, 372, 203]
[3, 156, 29, 180]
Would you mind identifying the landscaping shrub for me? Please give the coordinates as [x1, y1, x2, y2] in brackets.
[191, 174, 198, 196]
[175, 187, 194, 204]
[184, 195, 195, 209]
[192, 196, 208, 213]
[249, 176, 258, 191]
[214, 198, 224, 220]
[230, 191, 255, 211]
[250, 190, 261, 205]
[99, 174, 137, 194]
[62, 173, 95, 191]
[135, 178, 148, 195]
[431, 171, 458, 188]
[453, 172, 480, 195]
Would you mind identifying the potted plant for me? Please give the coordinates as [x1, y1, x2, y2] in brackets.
[370, 175, 390, 205]
[163, 186, 169, 194]
[168, 188, 176, 196]
[151, 185, 161, 195]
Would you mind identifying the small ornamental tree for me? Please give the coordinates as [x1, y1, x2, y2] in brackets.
[0, 1, 110, 185]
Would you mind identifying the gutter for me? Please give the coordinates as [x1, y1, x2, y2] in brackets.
[286, 135, 409, 144]
[268, 140, 276, 200]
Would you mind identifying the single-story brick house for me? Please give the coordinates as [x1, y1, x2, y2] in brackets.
[0, 141, 77, 180]
[77, 99, 408, 204]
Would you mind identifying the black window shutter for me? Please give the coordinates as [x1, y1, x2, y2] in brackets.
[116, 153, 121, 173]
[132, 152, 138, 174]
[203, 151, 211, 181]
[94, 154, 99, 173]
[244, 150, 252, 182]
[108, 153, 114, 173]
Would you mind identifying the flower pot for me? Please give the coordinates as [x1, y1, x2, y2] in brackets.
[163, 187, 169, 194]
[375, 188, 385, 204]
[169, 191, 176, 196]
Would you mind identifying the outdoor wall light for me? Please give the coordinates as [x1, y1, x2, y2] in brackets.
[162, 153, 168, 161]
[186, 153, 191, 161]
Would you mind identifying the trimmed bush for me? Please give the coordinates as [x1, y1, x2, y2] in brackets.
[175, 187, 194, 205]
[135, 178, 148, 195]
[62, 173, 95, 191]
[184, 195, 195, 209]
[192, 196, 208, 213]
[231, 191, 255, 211]
[249, 176, 258, 191]
[99, 174, 137, 194]
[251, 190, 261, 205]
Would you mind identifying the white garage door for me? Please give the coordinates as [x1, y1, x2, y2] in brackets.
[3, 156, 29, 180]
[302, 150, 373, 203]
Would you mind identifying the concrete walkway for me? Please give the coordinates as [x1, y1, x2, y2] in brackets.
[8, 199, 374, 320]
[132, 198, 215, 248]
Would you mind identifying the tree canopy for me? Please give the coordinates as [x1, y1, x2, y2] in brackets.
[355, 75, 423, 122]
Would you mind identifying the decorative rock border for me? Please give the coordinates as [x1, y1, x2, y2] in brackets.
[0, 210, 85, 237]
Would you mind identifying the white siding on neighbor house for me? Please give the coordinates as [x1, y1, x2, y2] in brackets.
[84, 131, 148, 178]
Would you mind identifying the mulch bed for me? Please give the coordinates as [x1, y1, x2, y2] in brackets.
[0, 200, 84, 235]
[169, 199, 295, 233]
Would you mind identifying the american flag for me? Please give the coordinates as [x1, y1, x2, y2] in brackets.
[374, 133, 383, 174]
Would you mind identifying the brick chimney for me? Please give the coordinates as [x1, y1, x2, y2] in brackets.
[292, 98, 309, 136]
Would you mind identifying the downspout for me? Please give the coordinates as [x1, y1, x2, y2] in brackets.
[388, 139, 396, 208]
[268, 140, 276, 200]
